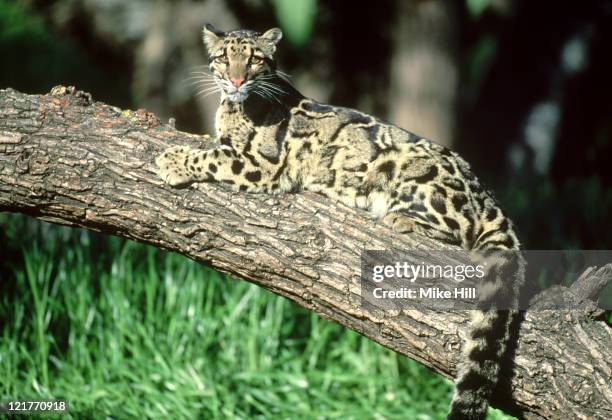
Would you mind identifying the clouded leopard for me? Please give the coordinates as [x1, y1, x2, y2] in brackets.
[156, 24, 524, 420]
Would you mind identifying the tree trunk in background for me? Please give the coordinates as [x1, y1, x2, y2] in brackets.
[1, 87, 611, 420]
[389, 0, 458, 147]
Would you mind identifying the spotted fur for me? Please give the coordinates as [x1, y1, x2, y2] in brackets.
[156, 24, 524, 420]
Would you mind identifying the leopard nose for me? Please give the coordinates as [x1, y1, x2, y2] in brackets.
[230, 77, 245, 88]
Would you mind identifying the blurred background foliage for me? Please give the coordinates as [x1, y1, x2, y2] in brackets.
[0, 0, 611, 418]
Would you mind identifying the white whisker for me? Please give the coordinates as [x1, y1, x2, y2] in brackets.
[195, 85, 222, 99]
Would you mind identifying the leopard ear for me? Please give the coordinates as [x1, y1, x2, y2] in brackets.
[202, 23, 225, 53]
[260, 28, 283, 45]
[258, 28, 283, 56]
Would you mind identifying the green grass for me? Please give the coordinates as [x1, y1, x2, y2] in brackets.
[0, 214, 513, 419]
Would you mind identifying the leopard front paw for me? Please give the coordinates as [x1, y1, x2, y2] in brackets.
[155, 146, 194, 186]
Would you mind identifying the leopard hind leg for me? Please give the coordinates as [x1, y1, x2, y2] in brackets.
[382, 210, 461, 246]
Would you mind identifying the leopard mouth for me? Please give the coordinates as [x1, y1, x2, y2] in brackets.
[216, 76, 249, 102]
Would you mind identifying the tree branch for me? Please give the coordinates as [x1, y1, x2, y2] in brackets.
[0, 87, 610, 419]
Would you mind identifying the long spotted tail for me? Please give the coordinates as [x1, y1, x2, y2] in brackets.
[447, 235, 525, 419]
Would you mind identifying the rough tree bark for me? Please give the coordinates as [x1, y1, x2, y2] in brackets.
[0, 87, 610, 420]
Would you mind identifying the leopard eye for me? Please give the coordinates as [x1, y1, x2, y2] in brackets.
[215, 56, 228, 65]
[251, 56, 263, 65]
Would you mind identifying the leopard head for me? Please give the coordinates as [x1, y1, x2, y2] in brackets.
[202, 24, 283, 103]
